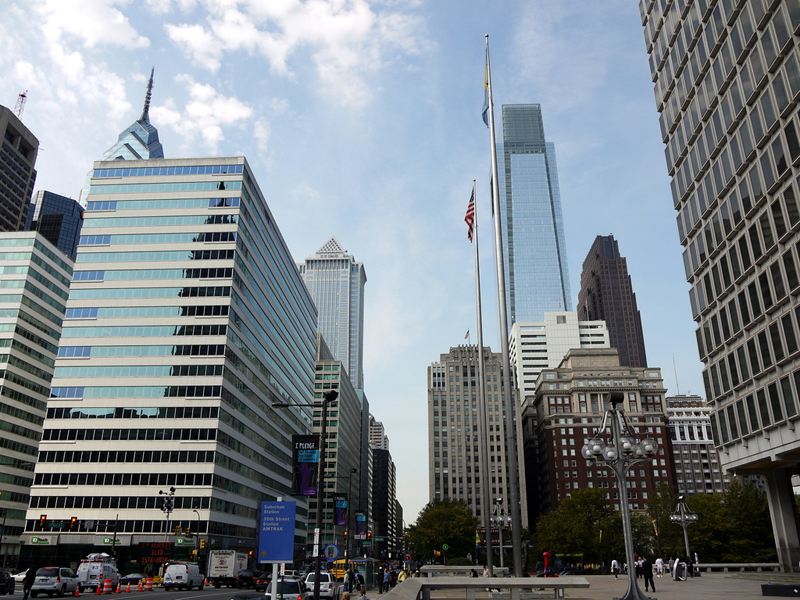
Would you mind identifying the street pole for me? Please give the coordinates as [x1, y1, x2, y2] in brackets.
[670, 498, 697, 578]
[1, 507, 7, 569]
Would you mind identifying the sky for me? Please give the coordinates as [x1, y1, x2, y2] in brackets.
[0, 0, 703, 526]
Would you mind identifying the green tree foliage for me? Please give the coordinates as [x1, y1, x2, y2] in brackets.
[406, 500, 478, 563]
[647, 481, 776, 563]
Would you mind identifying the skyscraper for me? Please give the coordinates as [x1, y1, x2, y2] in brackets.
[577, 235, 648, 368]
[25, 191, 84, 260]
[499, 104, 571, 326]
[639, 0, 800, 570]
[0, 231, 72, 567]
[21, 153, 318, 566]
[299, 238, 366, 389]
[0, 105, 38, 232]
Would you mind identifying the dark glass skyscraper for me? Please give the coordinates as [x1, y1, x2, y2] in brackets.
[499, 105, 572, 326]
[25, 191, 84, 259]
[0, 105, 38, 232]
[577, 235, 648, 368]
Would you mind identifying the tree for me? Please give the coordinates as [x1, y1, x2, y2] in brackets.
[406, 500, 478, 563]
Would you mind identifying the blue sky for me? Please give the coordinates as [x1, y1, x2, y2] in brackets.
[0, 0, 702, 524]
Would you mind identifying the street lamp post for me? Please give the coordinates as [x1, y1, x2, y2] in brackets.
[669, 496, 698, 577]
[192, 509, 202, 555]
[274, 389, 338, 600]
[581, 391, 659, 600]
[159, 487, 176, 541]
[491, 498, 510, 569]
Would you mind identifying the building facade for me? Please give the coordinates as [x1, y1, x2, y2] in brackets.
[299, 238, 366, 390]
[20, 156, 318, 570]
[0, 105, 38, 232]
[0, 232, 72, 567]
[639, 0, 800, 570]
[521, 349, 674, 517]
[25, 191, 84, 260]
[499, 104, 572, 326]
[666, 395, 730, 495]
[577, 235, 648, 368]
[509, 312, 610, 400]
[368, 414, 388, 451]
[427, 345, 525, 525]
[370, 448, 396, 560]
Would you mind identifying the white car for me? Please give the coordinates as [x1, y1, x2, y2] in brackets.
[31, 567, 79, 597]
[263, 578, 306, 600]
[13, 570, 30, 584]
[303, 573, 340, 600]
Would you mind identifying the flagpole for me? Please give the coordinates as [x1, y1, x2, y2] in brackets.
[470, 179, 494, 576]
[485, 33, 523, 576]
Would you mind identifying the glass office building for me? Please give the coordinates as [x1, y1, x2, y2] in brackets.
[0, 105, 38, 232]
[20, 156, 318, 570]
[25, 191, 84, 260]
[639, 0, 800, 571]
[499, 105, 572, 327]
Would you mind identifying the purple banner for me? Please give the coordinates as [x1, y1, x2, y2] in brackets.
[292, 435, 319, 496]
[334, 494, 347, 526]
[355, 511, 366, 536]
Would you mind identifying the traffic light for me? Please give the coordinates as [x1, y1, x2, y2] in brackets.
[344, 530, 348, 539]
[70, 517, 78, 531]
[184, 527, 191, 536]
[200, 538, 206, 549]
[174, 525, 181, 535]
[39, 515, 47, 529]
[248, 551, 253, 557]
[367, 532, 371, 541]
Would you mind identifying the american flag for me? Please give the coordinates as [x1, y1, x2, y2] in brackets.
[465, 188, 476, 242]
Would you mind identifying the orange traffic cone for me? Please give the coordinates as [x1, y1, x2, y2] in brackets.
[115, 583, 121, 594]
[137, 581, 143, 593]
[74, 586, 81, 598]
[96, 584, 102, 596]
[125, 583, 131, 593]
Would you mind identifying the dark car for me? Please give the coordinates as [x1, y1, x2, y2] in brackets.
[254, 574, 271, 592]
[119, 574, 146, 586]
[0, 573, 15, 595]
[236, 570, 262, 589]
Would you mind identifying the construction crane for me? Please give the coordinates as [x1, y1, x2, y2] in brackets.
[14, 91, 27, 118]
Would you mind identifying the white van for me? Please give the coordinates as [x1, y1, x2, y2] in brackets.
[76, 555, 120, 592]
[163, 563, 204, 591]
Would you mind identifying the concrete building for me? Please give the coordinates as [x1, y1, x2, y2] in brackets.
[369, 414, 388, 451]
[427, 345, 525, 526]
[639, 0, 800, 571]
[25, 191, 84, 260]
[0, 231, 72, 567]
[20, 155, 317, 570]
[577, 235, 648, 368]
[0, 105, 38, 232]
[521, 348, 674, 518]
[498, 104, 572, 326]
[509, 312, 610, 401]
[299, 238, 366, 390]
[666, 395, 729, 495]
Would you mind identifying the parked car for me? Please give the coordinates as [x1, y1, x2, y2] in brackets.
[13, 570, 30, 584]
[119, 574, 146, 586]
[31, 567, 79, 597]
[163, 562, 204, 591]
[236, 570, 261, 589]
[303, 573, 339, 600]
[265, 579, 306, 600]
[0, 572, 15, 595]
[254, 574, 271, 591]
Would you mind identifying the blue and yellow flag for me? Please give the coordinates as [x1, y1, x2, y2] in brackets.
[482, 47, 490, 127]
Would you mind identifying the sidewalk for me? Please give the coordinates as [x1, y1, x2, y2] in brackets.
[564, 572, 800, 599]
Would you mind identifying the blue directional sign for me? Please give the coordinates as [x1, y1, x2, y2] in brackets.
[258, 501, 296, 563]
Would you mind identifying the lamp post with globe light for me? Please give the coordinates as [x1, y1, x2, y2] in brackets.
[581, 391, 659, 600]
[669, 496, 698, 577]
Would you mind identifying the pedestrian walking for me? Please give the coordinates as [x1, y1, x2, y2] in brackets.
[359, 588, 371, 600]
[381, 568, 389, 594]
[610, 559, 619, 579]
[668, 558, 674, 573]
[23, 567, 37, 600]
[655, 557, 664, 577]
[642, 557, 655, 593]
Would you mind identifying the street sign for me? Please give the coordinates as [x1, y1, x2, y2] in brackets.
[374, 537, 385, 542]
[361, 542, 371, 547]
[258, 501, 296, 563]
[176, 537, 195, 546]
[323, 544, 339, 560]
[102, 537, 118, 545]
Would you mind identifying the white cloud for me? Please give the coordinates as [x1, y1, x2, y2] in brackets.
[253, 118, 271, 152]
[37, 0, 150, 50]
[163, 0, 426, 107]
[151, 75, 253, 153]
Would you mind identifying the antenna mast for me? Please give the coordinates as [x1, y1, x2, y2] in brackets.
[14, 91, 27, 118]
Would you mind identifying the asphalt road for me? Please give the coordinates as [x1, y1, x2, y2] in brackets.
[6, 590, 263, 600]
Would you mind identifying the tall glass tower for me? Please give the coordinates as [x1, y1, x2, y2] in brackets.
[299, 238, 366, 389]
[499, 105, 572, 327]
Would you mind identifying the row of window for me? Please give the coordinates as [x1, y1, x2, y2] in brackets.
[49, 385, 222, 399]
[61, 323, 227, 338]
[41, 427, 217, 442]
[70, 285, 231, 300]
[29, 494, 212, 510]
[83, 214, 238, 229]
[46, 405, 220, 420]
[37, 449, 216, 463]
[58, 343, 226, 358]
[89, 181, 242, 195]
[72, 267, 233, 282]
[712, 368, 800, 444]
[0, 399, 44, 427]
[87, 197, 240, 211]
[76, 249, 236, 263]
[80, 231, 238, 246]
[34, 471, 212, 487]
[53, 363, 224, 378]
[92, 164, 244, 178]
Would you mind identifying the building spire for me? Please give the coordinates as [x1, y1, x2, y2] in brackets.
[140, 67, 154, 122]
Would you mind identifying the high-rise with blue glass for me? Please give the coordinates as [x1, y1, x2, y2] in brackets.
[499, 105, 572, 327]
[19, 78, 318, 569]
